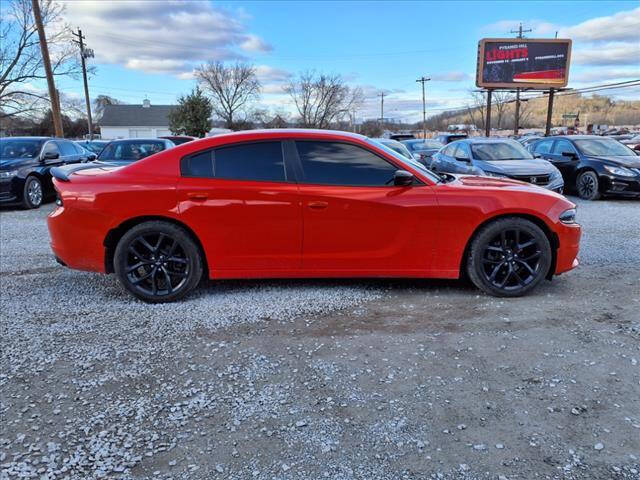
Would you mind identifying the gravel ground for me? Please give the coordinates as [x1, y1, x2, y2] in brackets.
[1, 197, 639, 480]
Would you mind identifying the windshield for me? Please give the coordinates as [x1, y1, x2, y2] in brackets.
[471, 141, 533, 160]
[0, 139, 44, 159]
[574, 138, 635, 156]
[380, 141, 413, 159]
[98, 140, 165, 162]
[81, 141, 107, 154]
[368, 139, 441, 182]
[406, 140, 442, 151]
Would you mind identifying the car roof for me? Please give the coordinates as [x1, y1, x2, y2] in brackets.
[214, 128, 368, 142]
[106, 138, 171, 142]
[455, 137, 519, 144]
[1, 136, 51, 141]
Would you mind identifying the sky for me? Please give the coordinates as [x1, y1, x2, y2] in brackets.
[46, 1, 640, 122]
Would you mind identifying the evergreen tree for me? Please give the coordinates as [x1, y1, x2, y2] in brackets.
[168, 88, 212, 137]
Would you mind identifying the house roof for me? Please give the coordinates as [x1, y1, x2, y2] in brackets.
[100, 104, 175, 127]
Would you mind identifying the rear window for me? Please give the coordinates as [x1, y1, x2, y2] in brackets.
[99, 141, 166, 162]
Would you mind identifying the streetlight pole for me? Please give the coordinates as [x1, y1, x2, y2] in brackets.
[416, 76, 430, 139]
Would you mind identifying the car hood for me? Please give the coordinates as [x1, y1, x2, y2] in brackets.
[476, 159, 556, 175]
[586, 155, 640, 168]
[453, 175, 562, 199]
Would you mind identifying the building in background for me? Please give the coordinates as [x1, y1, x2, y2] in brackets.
[99, 100, 175, 139]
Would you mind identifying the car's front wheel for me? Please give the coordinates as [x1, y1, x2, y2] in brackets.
[114, 221, 203, 303]
[576, 170, 600, 200]
[467, 218, 552, 297]
[22, 176, 43, 209]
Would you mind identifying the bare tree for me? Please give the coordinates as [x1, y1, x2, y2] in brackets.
[285, 71, 363, 129]
[195, 61, 261, 130]
[492, 90, 514, 129]
[1, 0, 81, 118]
[466, 89, 486, 130]
[93, 95, 124, 119]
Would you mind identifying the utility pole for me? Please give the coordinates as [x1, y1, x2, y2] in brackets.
[510, 23, 532, 136]
[378, 92, 385, 125]
[32, 0, 63, 137]
[416, 76, 430, 139]
[72, 28, 95, 139]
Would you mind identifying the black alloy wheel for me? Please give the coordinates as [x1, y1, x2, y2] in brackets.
[22, 176, 43, 209]
[467, 218, 551, 297]
[576, 170, 600, 200]
[114, 221, 203, 302]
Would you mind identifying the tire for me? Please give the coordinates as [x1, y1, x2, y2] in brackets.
[576, 170, 600, 200]
[114, 221, 203, 303]
[22, 176, 43, 209]
[466, 218, 552, 298]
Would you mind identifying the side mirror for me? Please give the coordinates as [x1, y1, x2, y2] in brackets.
[394, 170, 414, 186]
[88, 153, 97, 161]
[533, 153, 542, 158]
[561, 151, 577, 159]
[42, 151, 59, 160]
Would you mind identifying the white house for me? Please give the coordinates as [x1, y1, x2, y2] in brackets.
[99, 100, 175, 139]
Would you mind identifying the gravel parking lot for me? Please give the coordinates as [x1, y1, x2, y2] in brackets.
[1, 198, 639, 480]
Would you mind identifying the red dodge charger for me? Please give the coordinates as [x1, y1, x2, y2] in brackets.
[48, 129, 581, 303]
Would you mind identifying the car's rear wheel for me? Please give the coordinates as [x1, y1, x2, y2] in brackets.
[576, 170, 600, 200]
[114, 221, 203, 303]
[467, 218, 551, 297]
[22, 176, 43, 209]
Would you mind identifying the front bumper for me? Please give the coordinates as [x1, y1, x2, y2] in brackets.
[554, 222, 581, 275]
[0, 178, 21, 204]
[599, 172, 640, 197]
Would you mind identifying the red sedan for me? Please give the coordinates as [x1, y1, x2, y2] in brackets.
[48, 129, 581, 303]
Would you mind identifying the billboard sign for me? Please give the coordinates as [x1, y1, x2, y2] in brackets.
[476, 38, 572, 89]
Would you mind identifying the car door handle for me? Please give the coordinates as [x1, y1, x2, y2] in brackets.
[308, 201, 328, 210]
[187, 193, 208, 201]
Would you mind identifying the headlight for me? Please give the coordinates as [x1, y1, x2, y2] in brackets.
[550, 168, 562, 179]
[603, 165, 636, 177]
[0, 170, 18, 178]
[559, 208, 577, 224]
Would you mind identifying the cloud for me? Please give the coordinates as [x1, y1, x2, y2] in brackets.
[569, 68, 640, 83]
[481, 7, 640, 68]
[61, 1, 271, 76]
[559, 7, 640, 42]
[572, 43, 640, 66]
[431, 71, 470, 82]
[241, 35, 272, 53]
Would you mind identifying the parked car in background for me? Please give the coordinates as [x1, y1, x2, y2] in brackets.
[388, 133, 415, 141]
[434, 133, 468, 145]
[159, 135, 196, 145]
[528, 135, 640, 200]
[0, 137, 95, 208]
[431, 138, 564, 193]
[401, 139, 443, 165]
[372, 138, 413, 160]
[620, 134, 640, 152]
[75, 139, 109, 155]
[96, 138, 175, 166]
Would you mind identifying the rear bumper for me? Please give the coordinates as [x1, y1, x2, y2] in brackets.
[47, 205, 108, 273]
[554, 223, 581, 275]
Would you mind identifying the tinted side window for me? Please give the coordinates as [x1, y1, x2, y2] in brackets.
[57, 141, 76, 156]
[182, 150, 213, 177]
[214, 141, 285, 182]
[534, 140, 553, 154]
[455, 144, 470, 159]
[442, 144, 457, 156]
[552, 139, 577, 154]
[296, 141, 397, 186]
[42, 141, 60, 156]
